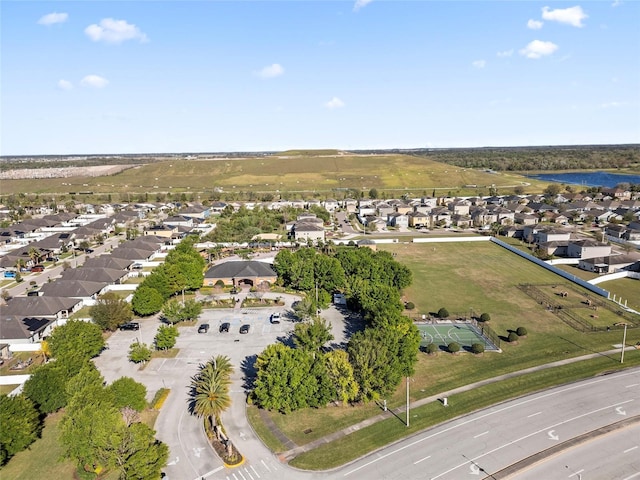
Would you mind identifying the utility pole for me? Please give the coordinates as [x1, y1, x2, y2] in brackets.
[621, 323, 628, 363]
[406, 376, 410, 427]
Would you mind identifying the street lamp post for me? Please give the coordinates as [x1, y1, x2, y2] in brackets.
[621, 323, 628, 363]
[406, 376, 410, 427]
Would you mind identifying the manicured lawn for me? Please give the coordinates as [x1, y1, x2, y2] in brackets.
[598, 277, 640, 312]
[290, 351, 640, 470]
[0, 411, 78, 480]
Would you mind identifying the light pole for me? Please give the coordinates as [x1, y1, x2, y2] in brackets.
[621, 323, 628, 363]
[406, 376, 410, 427]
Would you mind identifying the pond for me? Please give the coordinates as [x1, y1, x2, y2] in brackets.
[526, 171, 640, 188]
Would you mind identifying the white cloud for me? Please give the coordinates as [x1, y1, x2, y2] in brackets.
[57, 79, 73, 90]
[497, 49, 514, 57]
[519, 40, 558, 59]
[472, 60, 486, 69]
[84, 18, 148, 44]
[601, 101, 624, 108]
[325, 97, 345, 109]
[527, 19, 544, 30]
[353, 0, 373, 12]
[256, 63, 284, 78]
[612, 0, 622, 7]
[541, 6, 588, 27]
[80, 75, 109, 88]
[38, 12, 68, 26]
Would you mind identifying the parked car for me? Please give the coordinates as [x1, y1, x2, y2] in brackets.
[270, 312, 281, 324]
[239, 324, 250, 334]
[219, 322, 230, 333]
[197, 323, 210, 333]
[30, 265, 45, 272]
[119, 322, 140, 331]
[3, 271, 16, 278]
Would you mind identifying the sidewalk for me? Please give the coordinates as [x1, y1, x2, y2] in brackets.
[277, 346, 638, 461]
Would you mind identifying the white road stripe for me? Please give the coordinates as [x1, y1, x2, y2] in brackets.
[343, 371, 638, 477]
[624, 446, 638, 454]
[250, 464, 261, 478]
[626, 383, 639, 388]
[413, 455, 431, 465]
[527, 411, 542, 418]
[261, 459, 271, 472]
[622, 472, 640, 480]
[430, 399, 634, 479]
[568, 469, 584, 478]
[474, 431, 489, 438]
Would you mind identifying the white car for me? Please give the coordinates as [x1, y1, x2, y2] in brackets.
[270, 312, 281, 324]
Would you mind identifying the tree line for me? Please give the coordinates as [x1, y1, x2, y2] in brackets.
[251, 247, 420, 413]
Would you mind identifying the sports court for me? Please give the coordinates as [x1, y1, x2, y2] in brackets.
[417, 322, 500, 352]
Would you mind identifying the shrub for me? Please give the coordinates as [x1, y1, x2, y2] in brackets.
[507, 331, 519, 343]
[471, 343, 485, 354]
[516, 327, 528, 337]
[479, 312, 491, 322]
[151, 388, 171, 410]
[215, 280, 225, 287]
[425, 343, 439, 355]
[405, 302, 415, 310]
[447, 342, 460, 353]
[437, 307, 449, 319]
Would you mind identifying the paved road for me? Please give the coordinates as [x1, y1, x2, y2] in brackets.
[507, 423, 640, 480]
[331, 367, 640, 480]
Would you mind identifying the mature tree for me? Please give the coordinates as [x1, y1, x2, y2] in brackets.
[158, 263, 187, 296]
[252, 343, 332, 413]
[108, 377, 148, 412]
[111, 422, 169, 480]
[0, 395, 41, 465]
[543, 183, 561, 196]
[48, 319, 104, 362]
[292, 296, 316, 322]
[128, 342, 152, 364]
[132, 285, 165, 316]
[181, 299, 202, 321]
[293, 317, 334, 352]
[140, 271, 172, 300]
[324, 350, 359, 405]
[154, 324, 179, 350]
[190, 356, 233, 439]
[60, 386, 123, 474]
[90, 292, 133, 331]
[65, 361, 105, 398]
[23, 361, 71, 413]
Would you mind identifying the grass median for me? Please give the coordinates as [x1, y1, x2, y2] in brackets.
[289, 352, 640, 470]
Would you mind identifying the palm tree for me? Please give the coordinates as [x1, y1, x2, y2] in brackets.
[28, 247, 40, 266]
[191, 356, 233, 441]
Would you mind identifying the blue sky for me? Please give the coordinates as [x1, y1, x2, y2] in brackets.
[2, 1, 639, 155]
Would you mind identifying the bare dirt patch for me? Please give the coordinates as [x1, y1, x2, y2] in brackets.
[0, 165, 133, 180]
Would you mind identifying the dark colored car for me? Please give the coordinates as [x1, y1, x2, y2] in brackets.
[219, 322, 230, 333]
[239, 324, 250, 334]
[119, 322, 140, 331]
[198, 323, 210, 333]
[30, 265, 45, 273]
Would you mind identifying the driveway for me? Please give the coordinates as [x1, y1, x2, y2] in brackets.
[94, 294, 355, 480]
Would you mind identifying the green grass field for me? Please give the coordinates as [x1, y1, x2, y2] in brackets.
[255, 242, 640, 457]
[0, 153, 551, 199]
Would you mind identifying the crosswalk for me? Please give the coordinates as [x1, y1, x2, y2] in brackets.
[196, 457, 282, 480]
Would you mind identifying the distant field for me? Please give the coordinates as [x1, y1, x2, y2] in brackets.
[0, 153, 551, 199]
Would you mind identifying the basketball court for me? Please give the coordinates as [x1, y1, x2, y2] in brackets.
[417, 322, 500, 351]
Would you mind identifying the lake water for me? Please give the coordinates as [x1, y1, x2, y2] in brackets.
[526, 171, 640, 188]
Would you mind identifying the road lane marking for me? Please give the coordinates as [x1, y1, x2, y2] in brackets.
[250, 464, 260, 478]
[243, 466, 254, 479]
[429, 399, 634, 479]
[261, 459, 271, 472]
[568, 469, 584, 478]
[626, 384, 639, 388]
[527, 411, 542, 418]
[193, 466, 223, 479]
[413, 455, 431, 464]
[624, 446, 638, 454]
[343, 371, 638, 478]
[622, 473, 640, 480]
[474, 431, 489, 438]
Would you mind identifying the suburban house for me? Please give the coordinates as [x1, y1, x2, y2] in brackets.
[60, 267, 129, 285]
[291, 222, 325, 243]
[387, 212, 409, 228]
[82, 255, 134, 270]
[408, 211, 429, 228]
[39, 280, 109, 304]
[578, 255, 640, 274]
[203, 260, 277, 287]
[567, 239, 612, 259]
[0, 316, 57, 344]
[0, 296, 83, 321]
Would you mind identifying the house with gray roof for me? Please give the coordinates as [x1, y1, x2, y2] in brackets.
[39, 280, 109, 302]
[204, 261, 277, 287]
[60, 267, 128, 284]
[0, 316, 57, 344]
[0, 296, 82, 320]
